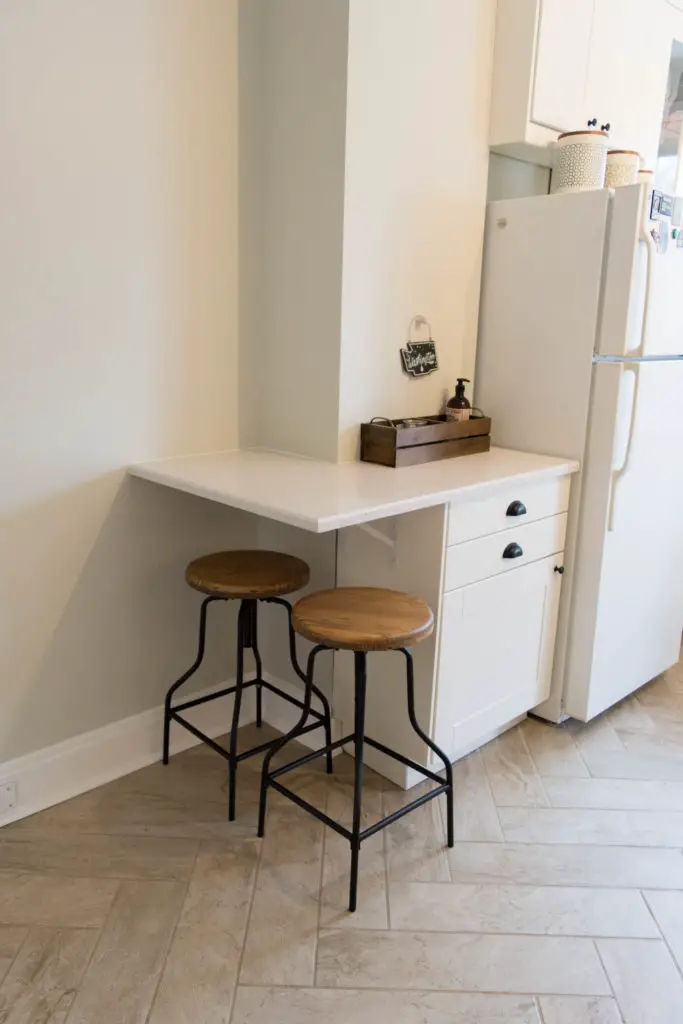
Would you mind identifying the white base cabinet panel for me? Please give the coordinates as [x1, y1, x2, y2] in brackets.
[434, 555, 563, 762]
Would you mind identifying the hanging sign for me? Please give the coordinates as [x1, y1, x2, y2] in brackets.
[400, 316, 438, 378]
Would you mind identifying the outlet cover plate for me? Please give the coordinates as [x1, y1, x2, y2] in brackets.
[0, 782, 17, 814]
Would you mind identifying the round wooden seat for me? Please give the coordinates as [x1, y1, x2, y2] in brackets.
[186, 550, 310, 599]
[292, 587, 434, 652]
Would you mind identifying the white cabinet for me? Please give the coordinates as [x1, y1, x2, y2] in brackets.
[586, 0, 670, 169]
[434, 556, 563, 758]
[531, 0, 594, 133]
[333, 473, 572, 789]
[490, 0, 670, 169]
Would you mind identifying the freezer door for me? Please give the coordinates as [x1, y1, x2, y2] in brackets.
[597, 183, 683, 358]
[564, 358, 683, 720]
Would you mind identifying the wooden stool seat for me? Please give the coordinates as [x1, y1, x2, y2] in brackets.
[292, 586, 434, 652]
[186, 550, 310, 599]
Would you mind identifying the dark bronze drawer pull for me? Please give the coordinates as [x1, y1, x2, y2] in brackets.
[503, 542, 524, 559]
[506, 500, 527, 517]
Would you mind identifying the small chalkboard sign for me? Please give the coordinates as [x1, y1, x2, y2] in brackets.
[400, 340, 438, 378]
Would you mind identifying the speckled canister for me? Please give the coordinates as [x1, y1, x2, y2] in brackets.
[551, 130, 609, 194]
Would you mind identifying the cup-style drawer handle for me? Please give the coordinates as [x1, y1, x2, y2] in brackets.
[503, 542, 524, 559]
[506, 500, 527, 517]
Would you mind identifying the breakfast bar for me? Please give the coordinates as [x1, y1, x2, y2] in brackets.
[130, 446, 578, 786]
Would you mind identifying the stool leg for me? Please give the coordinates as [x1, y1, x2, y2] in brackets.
[401, 648, 454, 848]
[257, 644, 325, 838]
[267, 597, 334, 773]
[163, 596, 220, 765]
[349, 650, 367, 913]
[243, 600, 263, 727]
[227, 600, 249, 821]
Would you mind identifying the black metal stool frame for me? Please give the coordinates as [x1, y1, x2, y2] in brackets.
[258, 645, 454, 912]
[162, 596, 333, 820]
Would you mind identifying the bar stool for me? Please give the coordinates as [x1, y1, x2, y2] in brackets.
[257, 586, 454, 912]
[162, 550, 333, 820]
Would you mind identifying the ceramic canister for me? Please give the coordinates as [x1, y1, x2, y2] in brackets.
[605, 149, 641, 188]
[551, 130, 609, 194]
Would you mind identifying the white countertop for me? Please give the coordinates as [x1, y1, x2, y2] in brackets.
[128, 448, 578, 533]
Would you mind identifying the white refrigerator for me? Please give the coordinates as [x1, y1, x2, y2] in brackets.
[475, 183, 683, 723]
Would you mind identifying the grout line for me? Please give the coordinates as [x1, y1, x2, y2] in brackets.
[234, 981, 625, 997]
[314, 926, 665, 940]
[227, 830, 265, 1024]
[592, 938, 624, 1021]
[641, 890, 683, 984]
[143, 848, 198, 1024]
[312, 812, 327, 987]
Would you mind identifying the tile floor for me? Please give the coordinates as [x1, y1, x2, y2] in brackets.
[2, 657, 683, 1022]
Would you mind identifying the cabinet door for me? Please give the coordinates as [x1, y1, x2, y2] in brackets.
[531, 0, 595, 131]
[585, 0, 670, 166]
[434, 555, 563, 758]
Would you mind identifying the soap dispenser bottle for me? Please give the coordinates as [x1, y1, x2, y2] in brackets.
[446, 378, 471, 422]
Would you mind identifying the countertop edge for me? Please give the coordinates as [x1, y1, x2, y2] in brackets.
[129, 456, 579, 534]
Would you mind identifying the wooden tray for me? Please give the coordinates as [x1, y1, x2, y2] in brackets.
[361, 415, 491, 468]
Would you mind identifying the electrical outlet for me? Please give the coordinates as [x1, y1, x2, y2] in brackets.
[0, 782, 17, 815]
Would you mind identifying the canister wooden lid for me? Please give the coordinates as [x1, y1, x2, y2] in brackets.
[558, 129, 609, 139]
[607, 149, 640, 156]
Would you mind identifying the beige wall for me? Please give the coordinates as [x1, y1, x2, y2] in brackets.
[0, 0, 249, 761]
[238, 0, 348, 461]
[337, 0, 497, 461]
[487, 153, 551, 201]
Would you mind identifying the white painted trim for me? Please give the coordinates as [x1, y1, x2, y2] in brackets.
[0, 681, 255, 828]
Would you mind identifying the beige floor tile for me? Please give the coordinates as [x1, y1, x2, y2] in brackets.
[66, 880, 186, 1024]
[448, 842, 683, 889]
[0, 874, 118, 928]
[616, 727, 683, 760]
[383, 782, 451, 883]
[0, 834, 199, 881]
[596, 938, 683, 1023]
[0, 927, 98, 1024]
[567, 719, 625, 757]
[642, 891, 683, 972]
[581, 748, 683, 781]
[482, 729, 549, 807]
[240, 808, 323, 987]
[499, 806, 683, 847]
[319, 780, 388, 930]
[453, 751, 504, 842]
[6, 786, 256, 841]
[232, 987, 542, 1023]
[521, 719, 590, 778]
[602, 697, 657, 733]
[389, 883, 656, 937]
[148, 840, 259, 1024]
[316, 929, 610, 995]
[0, 929, 28, 986]
[539, 996, 623, 1024]
[543, 775, 683, 811]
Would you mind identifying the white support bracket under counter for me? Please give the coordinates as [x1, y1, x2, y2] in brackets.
[129, 447, 578, 788]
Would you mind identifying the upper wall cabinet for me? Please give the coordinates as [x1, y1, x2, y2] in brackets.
[490, 0, 670, 169]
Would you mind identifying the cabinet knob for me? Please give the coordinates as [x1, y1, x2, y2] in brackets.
[554, 565, 565, 575]
[601, 122, 611, 132]
[503, 542, 524, 559]
[587, 117, 598, 127]
[506, 500, 527, 517]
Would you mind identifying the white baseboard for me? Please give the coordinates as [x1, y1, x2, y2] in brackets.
[0, 681, 255, 828]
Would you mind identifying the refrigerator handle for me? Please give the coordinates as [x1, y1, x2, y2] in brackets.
[630, 218, 656, 359]
[607, 361, 642, 532]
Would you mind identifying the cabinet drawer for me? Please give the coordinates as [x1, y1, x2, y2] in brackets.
[448, 475, 570, 545]
[444, 513, 566, 592]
